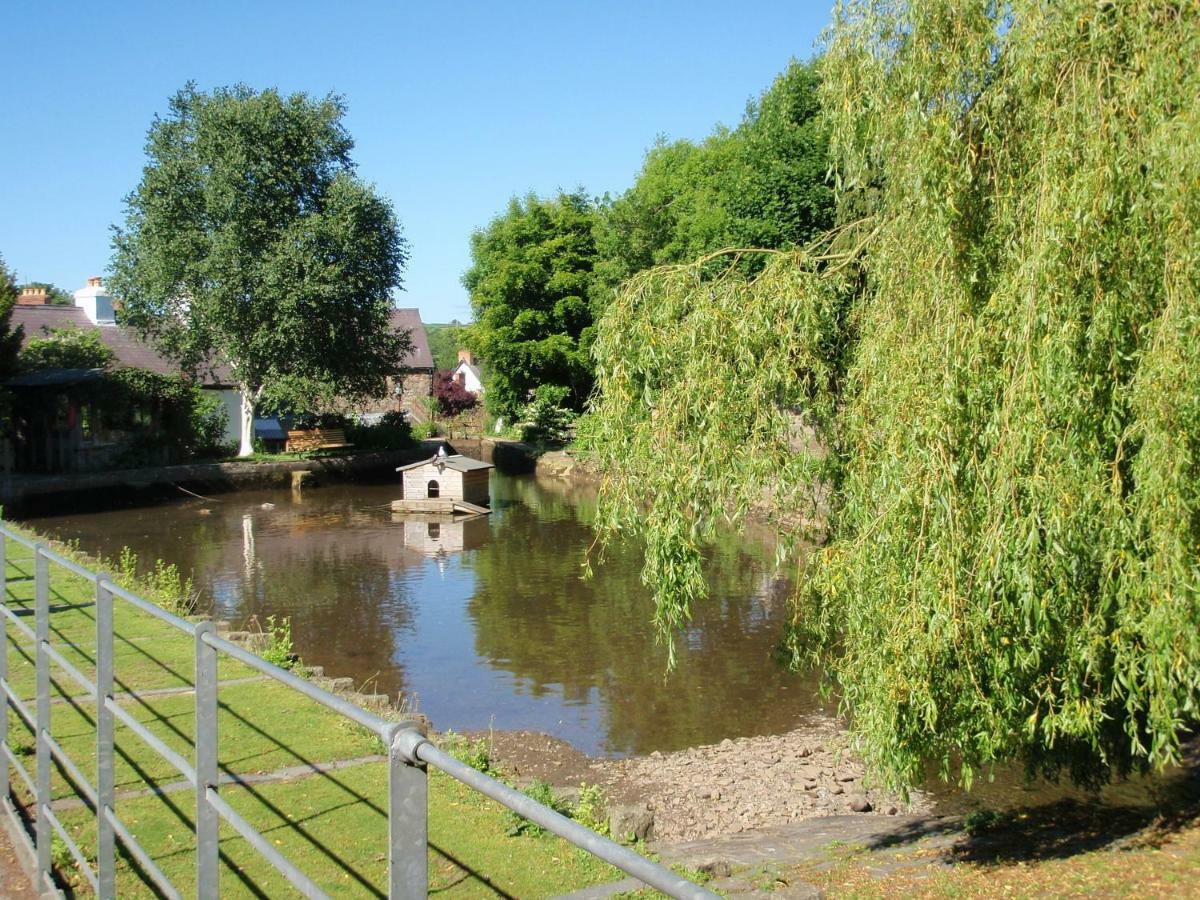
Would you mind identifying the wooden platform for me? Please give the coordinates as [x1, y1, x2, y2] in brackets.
[390, 498, 492, 516]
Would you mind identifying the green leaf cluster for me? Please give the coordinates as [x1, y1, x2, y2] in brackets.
[591, 59, 835, 308]
[462, 190, 598, 420]
[425, 321, 468, 370]
[589, 0, 1200, 791]
[463, 60, 834, 418]
[18, 327, 114, 371]
[0, 255, 23, 380]
[109, 83, 410, 418]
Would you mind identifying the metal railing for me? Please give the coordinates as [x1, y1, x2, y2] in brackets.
[0, 522, 716, 899]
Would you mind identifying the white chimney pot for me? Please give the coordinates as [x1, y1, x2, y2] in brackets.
[74, 276, 116, 325]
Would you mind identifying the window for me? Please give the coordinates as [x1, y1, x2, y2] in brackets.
[427, 480, 439, 499]
[427, 522, 440, 539]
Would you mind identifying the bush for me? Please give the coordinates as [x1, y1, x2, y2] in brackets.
[294, 411, 350, 429]
[504, 780, 571, 837]
[433, 370, 479, 417]
[18, 327, 114, 371]
[520, 385, 575, 445]
[190, 390, 230, 457]
[412, 421, 440, 440]
[346, 412, 414, 451]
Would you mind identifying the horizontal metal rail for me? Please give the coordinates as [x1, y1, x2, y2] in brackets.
[105, 806, 182, 900]
[106, 698, 197, 786]
[3, 743, 37, 797]
[414, 735, 715, 899]
[1, 603, 36, 643]
[199, 631, 392, 735]
[44, 803, 98, 892]
[42, 641, 97, 699]
[3, 678, 34, 729]
[204, 787, 329, 898]
[43, 730, 98, 810]
[0, 522, 716, 899]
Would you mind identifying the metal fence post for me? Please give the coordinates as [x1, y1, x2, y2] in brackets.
[0, 531, 8, 809]
[96, 574, 115, 899]
[388, 722, 429, 899]
[195, 622, 219, 899]
[34, 544, 51, 890]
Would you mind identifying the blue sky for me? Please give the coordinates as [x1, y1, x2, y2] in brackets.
[1, 1, 832, 324]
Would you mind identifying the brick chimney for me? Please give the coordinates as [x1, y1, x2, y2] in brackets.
[457, 349, 477, 366]
[17, 286, 51, 305]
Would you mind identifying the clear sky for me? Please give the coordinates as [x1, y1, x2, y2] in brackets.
[1, 1, 832, 324]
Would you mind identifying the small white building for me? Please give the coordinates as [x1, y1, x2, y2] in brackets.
[450, 349, 484, 395]
[393, 446, 493, 512]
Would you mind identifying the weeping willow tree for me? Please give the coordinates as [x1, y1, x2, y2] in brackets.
[588, 0, 1200, 791]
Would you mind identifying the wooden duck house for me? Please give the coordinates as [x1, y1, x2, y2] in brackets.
[392, 447, 493, 514]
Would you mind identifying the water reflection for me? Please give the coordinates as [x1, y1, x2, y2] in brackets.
[24, 473, 814, 756]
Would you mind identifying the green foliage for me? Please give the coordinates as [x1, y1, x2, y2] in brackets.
[442, 732, 493, 773]
[504, 779, 571, 838]
[591, 59, 835, 309]
[573, 783, 610, 837]
[0, 256, 22, 425]
[425, 321, 469, 370]
[411, 420, 439, 440]
[260, 615, 296, 669]
[463, 190, 598, 419]
[190, 389, 232, 457]
[520, 384, 576, 446]
[590, 0, 1200, 792]
[113, 545, 197, 615]
[109, 83, 410, 454]
[18, 327, 114, 371]
[105, 369, 230, 463]
[345, 411, 414, 451]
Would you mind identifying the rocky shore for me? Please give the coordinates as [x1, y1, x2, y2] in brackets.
[476, 716, 932, 844]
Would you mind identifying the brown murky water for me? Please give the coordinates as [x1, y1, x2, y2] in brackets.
[24, 472, 822, 757]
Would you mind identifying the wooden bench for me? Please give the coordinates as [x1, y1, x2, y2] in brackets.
[285, 428, 353, 453]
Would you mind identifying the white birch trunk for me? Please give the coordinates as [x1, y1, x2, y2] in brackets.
[238, 388, 256, 457]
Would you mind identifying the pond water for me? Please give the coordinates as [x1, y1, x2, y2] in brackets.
[24, 472, 822, 757]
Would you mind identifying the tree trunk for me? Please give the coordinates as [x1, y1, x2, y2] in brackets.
[238, 388, 256, 457]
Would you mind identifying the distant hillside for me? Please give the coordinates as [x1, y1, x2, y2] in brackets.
[424, 322, 468, 370]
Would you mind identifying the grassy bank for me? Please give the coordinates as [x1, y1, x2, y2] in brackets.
[0, 521, 653, 897]
[769, 801, 1200, 898]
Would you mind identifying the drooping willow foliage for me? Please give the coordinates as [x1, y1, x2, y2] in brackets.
[588, 0, 1200, 790]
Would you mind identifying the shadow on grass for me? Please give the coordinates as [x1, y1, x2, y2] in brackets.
[864, 749, 1200, 868]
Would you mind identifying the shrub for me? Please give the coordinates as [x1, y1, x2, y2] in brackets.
[346, 412, 414, 451]
[18, 327, 114, 370]
[504, 780, 571, 837]
[520, 384, 575, 445]
[433, 370, 478, 417]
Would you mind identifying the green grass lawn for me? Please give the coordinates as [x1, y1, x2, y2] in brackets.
[1, 525, 643, 897]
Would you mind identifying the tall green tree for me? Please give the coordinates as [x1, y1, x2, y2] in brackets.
[591, 60, 834, 309]
[463, 190, 597, 419]
[589, 0, 1200, 792]
[0, 257, 23, 436]
[109, 83, 410, 456]
[425, 321, 468, 370]
[0, 256, 22, 379]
